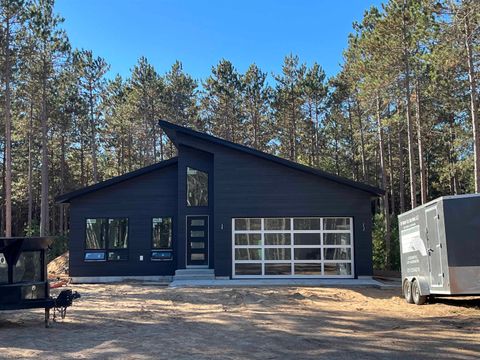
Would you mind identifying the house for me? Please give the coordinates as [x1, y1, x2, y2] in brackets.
[57, 120, 383, 282]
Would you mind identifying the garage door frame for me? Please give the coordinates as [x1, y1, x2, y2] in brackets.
[231, 217, 355, 279]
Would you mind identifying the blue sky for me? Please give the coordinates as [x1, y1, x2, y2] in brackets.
[55, 0, 384, 82]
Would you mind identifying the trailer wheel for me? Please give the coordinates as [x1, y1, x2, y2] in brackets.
[412, 280, 427, 305]
[403, 280, 413, 304]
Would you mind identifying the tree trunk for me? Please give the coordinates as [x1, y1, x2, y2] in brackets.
[402, 3, 417, 209]
[80, 128, 85, 187]
[4, 15, 12, 237]
[464, 13, 480, 192]
[448, 114, 459, 194]
[27, 102, 33, 231]
[40, 63, 49, 237]
[89, 88, 98, 183]
[347, 101, 357, 180]
[334, 122, 340, 176]
[159, 128, 164, 161]
[387, 124, 395, 215]
[1, 142, 5, 236]
[315, 98, 320, 167]
[59, 130, 66, 235]
[291, 94, 297, 162]
[308, 102, 314, 166]
[253, 107, 259, 150]
[377, 95, 391, 269]
[415, 80, 427, 204]
[398, 120, 406, 214]
[356, 98, 367, 181]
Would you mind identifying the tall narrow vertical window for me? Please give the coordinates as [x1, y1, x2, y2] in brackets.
[152, 217, 172, 249]
[187, 167, 208, 206]
[86, 218, 106, 249]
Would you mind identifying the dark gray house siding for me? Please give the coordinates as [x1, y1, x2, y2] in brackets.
[176, 145, 214, 270]
[172, 133, 373, 277]
[68, 162, 178, 278]
[59, 121, 382, 281]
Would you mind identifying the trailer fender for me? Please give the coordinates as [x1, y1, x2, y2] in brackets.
[404, 276, 430, 296]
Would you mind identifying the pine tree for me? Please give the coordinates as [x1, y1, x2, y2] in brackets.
[74, 49, 109, 183]
[202, 59, 244, 143]
[241, 63, 272, 151]
[272, 54, 306, 161]
[27, 0, 69, 236]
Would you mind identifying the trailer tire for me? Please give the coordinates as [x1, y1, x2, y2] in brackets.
[403, 279, 414, 304]
[412, 280, 427, 305]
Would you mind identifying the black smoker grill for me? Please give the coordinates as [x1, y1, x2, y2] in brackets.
[0, 237, 78, 327]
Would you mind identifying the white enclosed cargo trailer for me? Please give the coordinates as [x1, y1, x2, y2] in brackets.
[398, 194, 480, 305]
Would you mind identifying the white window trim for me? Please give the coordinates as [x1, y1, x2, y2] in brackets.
[232, 217, 355, 278]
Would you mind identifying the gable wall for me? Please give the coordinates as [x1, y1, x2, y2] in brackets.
[69, 163, 178, 277]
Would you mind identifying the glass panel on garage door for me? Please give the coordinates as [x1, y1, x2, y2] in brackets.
[232, 217, 354, 278]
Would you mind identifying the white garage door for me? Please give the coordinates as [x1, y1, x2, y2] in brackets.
[232, 217, 354, 278]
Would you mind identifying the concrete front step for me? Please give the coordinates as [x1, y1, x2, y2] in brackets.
[173, 268, 215, 281]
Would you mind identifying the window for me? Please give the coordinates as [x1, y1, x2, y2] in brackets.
[152, 217, 172, 249]
[232, 217, 353, 277]
[86, 218, 106, 249]
[0, 252, 7, 284]
[85, 218, 129, 261]
[152, 217, 173, 261]
[187, 167, 208, 206]
[108, 218, 128, 249]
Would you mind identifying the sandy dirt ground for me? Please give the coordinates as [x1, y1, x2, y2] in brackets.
[1, 284, 479, 360]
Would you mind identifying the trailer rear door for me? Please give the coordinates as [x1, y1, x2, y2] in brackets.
[426, 205, 444, 287]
